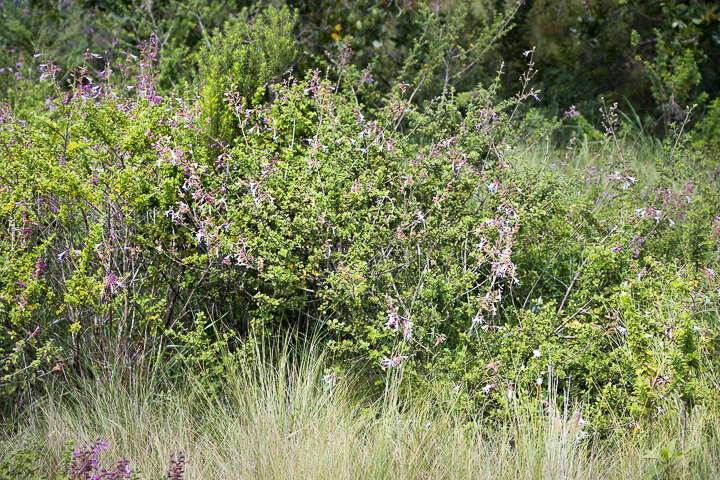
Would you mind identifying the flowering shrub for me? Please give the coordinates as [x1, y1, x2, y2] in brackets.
[0, 9, 718, 429]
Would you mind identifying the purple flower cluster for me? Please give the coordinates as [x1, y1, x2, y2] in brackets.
[67, 440, 131, 480]
[165, 453, 186, 480]
[66, 439, 186, 480]
[564, 105, 580, 118]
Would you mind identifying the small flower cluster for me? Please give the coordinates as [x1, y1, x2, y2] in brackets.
[384, 296, 413, 340]
[380, 355, 408, 368]
[564, 105, 580, 118]
[65, 439, 186, 480]
[35, 54, 63, 82]
[471, 207, 519, 331]
[165, 453, 186, 480]
[67, 440, 131, 480]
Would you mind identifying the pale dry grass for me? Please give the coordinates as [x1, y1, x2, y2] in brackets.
[3, 346, 719, 479]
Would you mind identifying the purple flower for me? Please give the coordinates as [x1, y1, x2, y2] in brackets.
[564, 105, 580, 118]
[166, 453, 186, 480]
[67, 439, 132, 479]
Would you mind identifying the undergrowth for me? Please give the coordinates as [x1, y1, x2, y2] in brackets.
[2, 343, 719, 480]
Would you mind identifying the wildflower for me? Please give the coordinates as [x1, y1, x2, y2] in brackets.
[485, 360, 501, 375]
[68, 439, 133, 479]
[38, 58, 62, 82]
[380, 355, 407, 368]
[506, 385, 515, 401]
[533, 349, 541, 358]
[470, 312, 484, 330]
[481, 383, 496, 394]
[629, 236, 645, 258]
[402, 319, 414, 340]
[359, 66, 374, 85]
[535, 376, 543, 386]
[83, 50, 102, 60]
[653, 209, 663, 223]
[385, 311, 399, 333]
[623, 177, 636, 189]
[323, 373, 338, 387]
[564, 105, 579, 118]
[480, 324, 503, 332]
[611, 245, 623, 253]
[102, 272, 121, 297]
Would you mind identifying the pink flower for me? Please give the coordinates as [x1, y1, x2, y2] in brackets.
[380, 355, 407, 368]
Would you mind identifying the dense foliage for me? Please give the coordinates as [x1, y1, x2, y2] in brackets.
[1, 0, 719, 442]
[2, 1, 720, 123]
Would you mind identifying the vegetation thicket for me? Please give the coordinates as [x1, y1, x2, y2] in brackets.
[1, 1, 719, 478]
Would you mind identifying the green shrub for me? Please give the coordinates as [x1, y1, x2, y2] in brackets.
[1, 12, 718, 430]
[690, 98, 720, 170]
[0, 438, 42, 480]
[199, 5, 296, 146]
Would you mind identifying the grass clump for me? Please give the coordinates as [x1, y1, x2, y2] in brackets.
[2, 343, 720, 479]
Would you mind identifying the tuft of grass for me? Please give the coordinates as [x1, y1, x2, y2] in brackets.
[2, 344, 720, 479]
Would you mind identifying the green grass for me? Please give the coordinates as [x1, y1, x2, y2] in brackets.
[2, 344, 720, 479]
